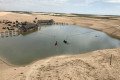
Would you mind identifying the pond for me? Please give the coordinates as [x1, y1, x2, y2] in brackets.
[0, 25, 120, 65]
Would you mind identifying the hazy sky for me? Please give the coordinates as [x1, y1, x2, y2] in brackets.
[0, 0, 120, 15]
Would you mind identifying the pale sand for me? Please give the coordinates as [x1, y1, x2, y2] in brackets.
[1, 49, 120, 80]
[0, 12, 11, 16]
[0, 12, 120, 80]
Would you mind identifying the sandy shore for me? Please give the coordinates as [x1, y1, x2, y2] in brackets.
[0, 12, 120, 80]
[1, 48, 120, 80]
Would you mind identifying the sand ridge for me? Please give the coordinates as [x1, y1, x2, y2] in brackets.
[0, 12, 11, 16]
[1, 49, 120, 80]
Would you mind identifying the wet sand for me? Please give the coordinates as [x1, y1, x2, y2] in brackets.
[0, 12, 120, 80]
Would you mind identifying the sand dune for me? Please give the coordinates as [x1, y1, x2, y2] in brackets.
[1, 49, 120, 80]
[0, 12, 11, 16]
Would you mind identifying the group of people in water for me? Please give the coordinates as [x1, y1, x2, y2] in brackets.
[55, 40, 69, 46]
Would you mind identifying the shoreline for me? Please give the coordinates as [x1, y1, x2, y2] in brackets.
[0, 47, 118, 68]
[0, 50, 93, 67]
[1, 48, 120, 80]
[0, 56, 17, 67]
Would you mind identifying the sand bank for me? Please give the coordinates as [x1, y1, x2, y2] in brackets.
[1, 48, 120, 80]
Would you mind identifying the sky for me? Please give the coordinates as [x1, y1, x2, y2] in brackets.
[0, 0, 120, 15]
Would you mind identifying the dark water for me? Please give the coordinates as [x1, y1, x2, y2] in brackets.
[0, 25, 120, 65]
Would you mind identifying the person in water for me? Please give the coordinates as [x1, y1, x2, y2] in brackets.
[63, 40, 69, 44]
[55, 41, 58, 46]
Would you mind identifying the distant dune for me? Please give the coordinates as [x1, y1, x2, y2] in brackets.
[0, 12, 11, 16]
[0, 12, 120, 38]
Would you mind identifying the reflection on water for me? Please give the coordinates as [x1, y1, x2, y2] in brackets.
[0, 25, 120, 65]
[0, 30, 19, 38]
[0, 27, 41, 38]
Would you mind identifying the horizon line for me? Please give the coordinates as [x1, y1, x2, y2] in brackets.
[0, 10, 120, 16]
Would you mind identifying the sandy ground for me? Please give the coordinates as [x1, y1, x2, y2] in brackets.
[0, 12, 120, 80]
[1, 48, 120, 80]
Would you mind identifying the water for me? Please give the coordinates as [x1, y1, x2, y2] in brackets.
[0, 25, 120, 65]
